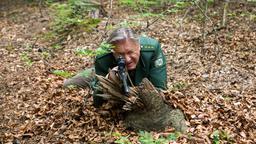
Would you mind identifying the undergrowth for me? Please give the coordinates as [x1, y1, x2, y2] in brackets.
[42, 0, 101, 44]
[113, 131, 181, 144]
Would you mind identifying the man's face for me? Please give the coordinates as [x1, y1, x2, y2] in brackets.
[112, 39, 140, 70]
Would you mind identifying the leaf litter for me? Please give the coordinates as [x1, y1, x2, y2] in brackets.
[0, 2, 255, 143]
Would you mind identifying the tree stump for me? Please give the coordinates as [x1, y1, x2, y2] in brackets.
[95, 70, 187, 133]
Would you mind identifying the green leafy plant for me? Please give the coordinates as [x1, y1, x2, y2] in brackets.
[119, 20, 142, 28]
[119, 0, 190, 14]
[112, 131, 181, 144]
[130, 12, 164, 19]
[44, 0, 101, 42]
[212, 130, 220, 144]
[211, 129, 232, 143]
[21, 52, 33, 67]
[52, 44, 62, 49]
[138, 131, 180, 144]
[170, 81, 187, 92]
[167, 1, 190, 14]
[112, 131, 132, 144]
[96, 41, 114, 55]
[75, 48, 95, 56]
[40, 51, 51, 59]
[219, 130, 230, 141]
[138, 131, 155, 144]
[166, 132, 181, 141]
[115, 135, 132, 144]
[52, 70, 73, 78]
[75, 41, 114, 57]
[119, 0, 158, 12]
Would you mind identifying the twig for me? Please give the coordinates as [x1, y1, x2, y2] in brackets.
[188, 26, 225, 42]
[202, 0, 208, 49]
[100, 0, 113, 42]
[222, 0, 229, 27]
[38, 0, 43, 18]
[193, 0, 213, 25]
[145, 5, 175, 29]
[104, 0, 113, 29]
[31, 37, 39, 49]
[192, 0, 225, 73]
[192, 0, 223, 40]
[109, 124, 115, 135]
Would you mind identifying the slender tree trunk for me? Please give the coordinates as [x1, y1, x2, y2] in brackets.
[203, 0, 208, 47]
[222, 0, 229, 28]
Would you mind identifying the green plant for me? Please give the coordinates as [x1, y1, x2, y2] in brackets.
[166, 132, 181, 141]
[114, 136, 132, 144]
[227, 12, 236, 17]
[45, 0, 101, 41]
[52, 70, 73, 78]
[167, 1, 191, 14]
[138, 131, 180, 144]
[40, 51, 51, 59]
[249, 14, 256, 22]
[212, 130, 220, 144]
[119, 0, 190, 14]
[112, 131, 181, 144]
[170, 81, 187, 92]
[211, 129, 232, 143]
[223, 95, 232, 101]
[75, 41, 113, 57]
[75, 48, 95, 56]
[130, 12, 164, 19]
[52, 44, 62, 49]
[119, 0, 158, 12]
[21, 52, 33, 67]
[41, 31, 56, 41]
[97, 41, 114, 55]
[138, 131, 155, 144]
[119, 20, 142, 28]
[112, 132, 132, 144]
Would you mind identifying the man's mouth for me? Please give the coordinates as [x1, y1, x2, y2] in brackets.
[127, 62, 133, 68]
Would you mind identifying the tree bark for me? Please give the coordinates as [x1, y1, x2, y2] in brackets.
[95, 71, 187, 133]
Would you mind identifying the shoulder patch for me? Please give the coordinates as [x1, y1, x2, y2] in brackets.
[139, 36, 159, 52]
[153, 51, 165, 68]
[154, 58, 164, 67]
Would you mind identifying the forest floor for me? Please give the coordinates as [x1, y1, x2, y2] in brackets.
[0, 1, 255, 143]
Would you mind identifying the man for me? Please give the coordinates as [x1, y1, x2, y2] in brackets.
[94, 27, 167, 106]
[63, 30, 189, 133]
[64, 27, 167, 107]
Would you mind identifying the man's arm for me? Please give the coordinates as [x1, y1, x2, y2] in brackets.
[148, 42, 167, 90]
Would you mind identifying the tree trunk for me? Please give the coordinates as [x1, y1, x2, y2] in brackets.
[222, 0, 229, 27]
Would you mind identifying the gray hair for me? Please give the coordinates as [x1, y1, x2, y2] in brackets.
[107, 27, 139, 44]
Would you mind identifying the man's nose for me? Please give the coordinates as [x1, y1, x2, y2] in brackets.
[124, 55, 131, 63]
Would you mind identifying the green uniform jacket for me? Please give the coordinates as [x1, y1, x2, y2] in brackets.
[95, 36, 167, 90]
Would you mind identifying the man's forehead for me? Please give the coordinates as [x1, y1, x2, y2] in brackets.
[113, 40, 139, 51]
